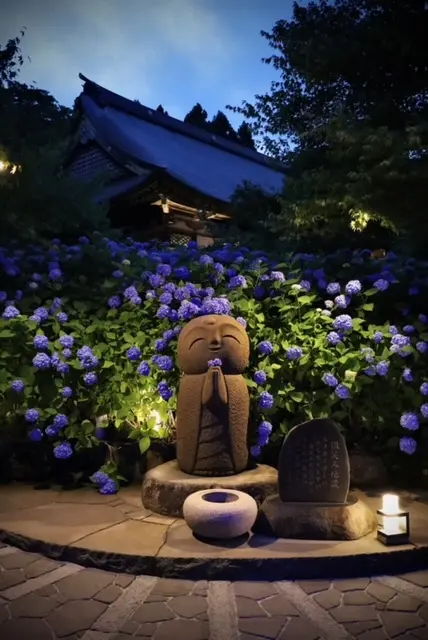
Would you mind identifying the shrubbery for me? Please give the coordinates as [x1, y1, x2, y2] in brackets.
[1, 235, 428, 493]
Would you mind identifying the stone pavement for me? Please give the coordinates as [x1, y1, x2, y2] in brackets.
[1, 543, 428, 640]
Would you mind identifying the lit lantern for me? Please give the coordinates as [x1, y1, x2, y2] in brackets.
[377, 493, 410, 545]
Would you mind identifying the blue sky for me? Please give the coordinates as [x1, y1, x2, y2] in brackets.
[1, 0, 301, 129]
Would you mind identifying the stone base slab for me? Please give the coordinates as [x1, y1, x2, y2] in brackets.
[142, 460, 278, 517]
[255, 494, 378, 540]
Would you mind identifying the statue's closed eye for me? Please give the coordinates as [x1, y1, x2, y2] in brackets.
[189, 337, 204, 349]
[223, 334, 240, 343]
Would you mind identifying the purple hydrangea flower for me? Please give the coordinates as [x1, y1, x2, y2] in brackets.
[33, 353, 51, 370]
[56, 362, 69, 375]
[236, 317, 247, 328]
[399, 436, 417, 455]
[254, 370, 267, 385]
[400, 412, 419, 431]
[259, 391, 274, 410]
[2, 305, 20, 319]
[137, 361, 151, 376]
[158, 381, 174, 401]
[178, 301, 200, 321]
[63, 348, 72, 359]
[391, 334, 411, 348]
[108, 295, 121, 309]
[374, 279, 389, 291]
[258, 341, 274, 356]
[25, 408, 40, 423]
[420, 383, 428, 396]
[99, 479, 118, 495]
[57, 312, 68, 323]
[53, 414, 69, 430]
[345, 280, 362, 295]
[155, 339, 167, 352]
[49, 268, 62, 281]
[361, 347, 375, 363]
[403, 324, 415, 334]
[152, 355, 174, 371]
[376, 361, 390, 377]
[335, 384, 351, 399]
[124, 285, 138, 300]
[228, 275, 247, 289]
[270, 271, 285, 282]
[11, 379, 25, 392]
[59, 335, 74, 349]
[33, 335, 49, 350]
[201, 297, 231, 315]
[127, 346, 141, 361]
[53, 442, 73, 459]
[157, 263, 172, 277]
[286, 346, 303, 361]
[157, 304, 170, 320]
[334, 295, 350, 309]
[373, 331, 383, 344]
[174, 266, 191, 280]
[208, 358, 222, 367]
[403, 368, 413, 382]
[84, 372, 98, 386]
[258, 420, 273, 437]
[62, 386, 73, 398]
[250, 445, 262, 458]
[149, 274, 165, 289]
[92, 471, 110, 485]
[327, 332, 343, 346]
[322, 373, 338, 387]
[29, 427, 43, 442]
[333, 314, 353, 332]
[421, 404, 428, 419]
[416, 342, 428, 354]
[364, 365, 377, 377]
[326, 282, 341, 295]
[159, 292, 173, 305]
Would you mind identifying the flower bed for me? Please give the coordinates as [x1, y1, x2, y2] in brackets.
[1, 236, 427, 493]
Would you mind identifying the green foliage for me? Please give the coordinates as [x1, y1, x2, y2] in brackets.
[1, 237, 428, 490]
[229, 0, 428, 249]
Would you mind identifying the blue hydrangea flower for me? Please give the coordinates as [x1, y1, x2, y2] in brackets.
[259, 391, 274, 410]
[326, 282, 341, 295]
[49, 268, 62, 281]
[108, 295, 121, 309]
[62, 386, 73, 398]
[53, 414, 69, 430]
[33, 335, 49, 350]
[57, 312, 68, 324]
[361, 347, 375, 363]
[154, 339, 166, 352]
[157, 304, 170, 320]
[228, 275, 247, 289]
[374, 279, 389, 291]
[137, 361, 151, 376]
[420, 383, 428, 396]
[158, 381, 174, 401]
[258, 341, 274, 356]
[208, 358, 222, 367]
[56, 362, 69, 375]
[112, 270, 123, 278]
[62, 348, 72, 359]
[258, 420, 273, 437]
[345, 280, 362, 295]
[403, 324, 415, 334]
[45, 425, 59, 437]
[333, 315, 353, 332]
[25, 408, 40, 423]
[124, 285, 138, 300]
[403, 368, 413, 382]
[149, 274, 165, 289]
[334, 295, 350, 309]
[235, 317, 246, 328]
[59, 334, 74, 349]
[400, 412, 419, 431]
[327, 332, 343, 346]
[33, 353, 51, 370]
[199, 254, 214, 267]
[254, 370, 267, 385]
[376, 361, 389, 376]
[399, 436, 417, 455]
[286, 346, 303, 361]
[269, 271, 285, 282]
[322, 373, 338, 387]
[335, 384, 351, 399]
[250, 445, 261, 458]
[373, 331, 383, 344]
[389, 325, 399, 335]
[99, 479, 118, 495]
[130, 294, 142, 305]
[391, 334, 411, 348]
[174, 266, 190, 280]
[92, 470, 110, 485]
[364, 366, 377, 377]
[127, 346, 141, 361]
[163, 329, 175, 342]
[159, 292, 173, 305]
[201, 297, 231, 316]
[53, 442, 73, 459]
[157, 263, 172, 277]
[84, 372, 98, 386]
[29, 427, 43, 442]
[152, 355, 174, 371]
[178, 301, 200, 321]
[416, 341, 428, 354]
[11, 379, 25, 392]
[421, 404, 428, 419]
[2, 305, 20, 319]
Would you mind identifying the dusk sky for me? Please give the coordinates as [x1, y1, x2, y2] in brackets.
[0, 0, 302, 128]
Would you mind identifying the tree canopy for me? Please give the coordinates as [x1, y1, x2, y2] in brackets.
[184, 103, 255, 148]
[230, 0, 428, 251]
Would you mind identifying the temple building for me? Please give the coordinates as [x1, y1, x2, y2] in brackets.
[65, 74, 287, 246]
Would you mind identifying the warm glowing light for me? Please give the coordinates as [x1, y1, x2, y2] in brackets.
[382, 516, 402, 534]
[382, 494, 400, 515]
[149, 410, 162, 431]
[0, 161, 5, 172]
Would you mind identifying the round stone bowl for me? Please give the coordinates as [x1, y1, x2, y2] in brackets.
[183, 489, 258, 539]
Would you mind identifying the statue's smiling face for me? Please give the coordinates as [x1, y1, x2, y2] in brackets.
[177, 315, 250, 374]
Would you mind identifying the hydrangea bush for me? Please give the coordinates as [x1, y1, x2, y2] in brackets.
[1, 235, 428, 493]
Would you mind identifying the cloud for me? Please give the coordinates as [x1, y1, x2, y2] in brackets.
[0, 0, 234, 106]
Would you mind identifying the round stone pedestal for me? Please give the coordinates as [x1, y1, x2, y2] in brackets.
[142, 459, 278, 517]
[183, 489, 258, 539]
[255, 494, 377, 540]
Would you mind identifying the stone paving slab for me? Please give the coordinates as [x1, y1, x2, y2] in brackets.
[1, 544, 428, 639]
[0, 485, 428, 581]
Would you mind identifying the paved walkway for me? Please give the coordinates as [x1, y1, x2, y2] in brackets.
[1, 543, 428, 639]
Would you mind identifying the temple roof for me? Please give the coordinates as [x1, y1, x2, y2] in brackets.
[76, 74, 287, 204]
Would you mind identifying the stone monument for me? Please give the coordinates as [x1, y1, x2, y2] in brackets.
[256, 418, 377, 540]
[142, 315, 278, 516]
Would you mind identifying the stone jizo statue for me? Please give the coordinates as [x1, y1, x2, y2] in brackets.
[176, 314, 250, 476]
